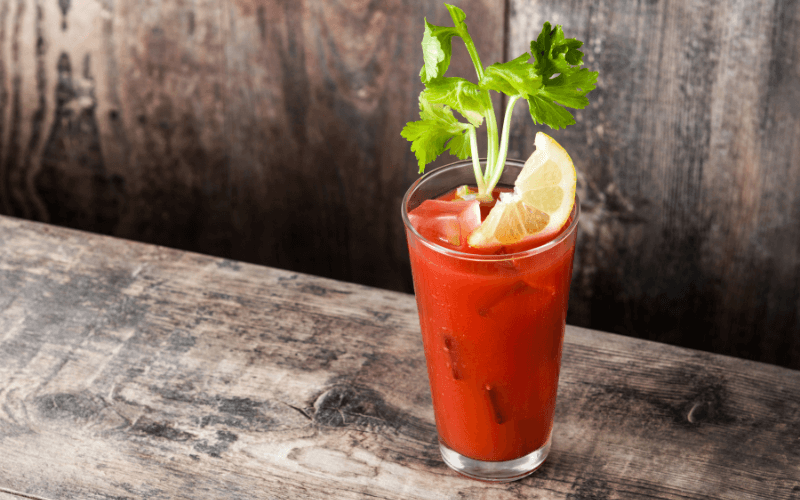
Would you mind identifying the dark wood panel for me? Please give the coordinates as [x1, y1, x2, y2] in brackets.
[0, 0, 504, 295]
[506, 0, 800, 369]
[214, 0, 504, 292]
[1, 215, 798, 499]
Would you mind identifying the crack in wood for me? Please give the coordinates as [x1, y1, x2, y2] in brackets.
[0, 487, 54, 500]
[282, 402, 312, 420]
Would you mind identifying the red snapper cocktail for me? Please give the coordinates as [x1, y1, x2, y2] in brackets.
[400, 4, 596, 482]
[402, 153, 579, 480]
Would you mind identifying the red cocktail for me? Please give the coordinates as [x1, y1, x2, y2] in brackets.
[402, 159, 579, 481]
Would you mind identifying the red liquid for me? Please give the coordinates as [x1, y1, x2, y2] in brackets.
[406, 189, 577, 462]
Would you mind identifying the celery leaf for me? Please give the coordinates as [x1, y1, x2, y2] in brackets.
[420, 20, 459, 83]
[401, 94, 470, 173]
[531, 22, 586, 79]
[446, 129, 472, 160]
[422, 77, 489, 127]
[480, 53, 543, 98]
[477, 23, 597, 130]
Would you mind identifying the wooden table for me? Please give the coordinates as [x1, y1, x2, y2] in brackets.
[0, 215, 798, 500]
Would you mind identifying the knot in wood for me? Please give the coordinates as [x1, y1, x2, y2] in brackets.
[312, 384, 389, 430]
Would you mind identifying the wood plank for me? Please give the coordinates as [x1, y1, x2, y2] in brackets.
[2, 0, 798, 371]
[0, 215, 798, 499]
[216, 0, 504, 293]
[507, 0, 800, 368]
[0, 0, 504, 295]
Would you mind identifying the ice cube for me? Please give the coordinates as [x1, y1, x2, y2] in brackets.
[455, 185, 477, 201]
[408, 199, 481, 250]
[478, 280, 554, 317]
[498, 190, 520, 204]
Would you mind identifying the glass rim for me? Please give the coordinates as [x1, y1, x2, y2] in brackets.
[401, 159, 580, 262]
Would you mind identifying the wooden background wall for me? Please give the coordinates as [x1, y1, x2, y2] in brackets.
[1, 0, 798, 369]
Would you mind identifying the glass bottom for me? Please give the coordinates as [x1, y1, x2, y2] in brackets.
[439, 437, 551, 482]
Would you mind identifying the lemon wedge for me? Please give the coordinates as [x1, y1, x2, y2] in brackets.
[468, 132, 577, 248]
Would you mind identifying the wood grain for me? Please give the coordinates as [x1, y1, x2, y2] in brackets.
[0, 492, 45, 500]
[506, 0, 800, 368]
[0, 0, 504, 295]
[0, 0, 799, 373]
[0, 215, 798, 499]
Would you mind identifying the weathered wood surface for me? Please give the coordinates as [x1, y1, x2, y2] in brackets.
[0, 215, 799, 500]
[0, 0, 798, 370]
[506, 0, 800, 368]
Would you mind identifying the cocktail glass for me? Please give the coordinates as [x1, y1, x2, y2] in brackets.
[401, 158, 579, 482]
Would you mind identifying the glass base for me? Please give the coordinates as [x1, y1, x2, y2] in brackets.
[439, 438, 551, 482]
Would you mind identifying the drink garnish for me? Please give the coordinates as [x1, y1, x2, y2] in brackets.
[402, 4, 596, 247]
[468, 132, 576, 248]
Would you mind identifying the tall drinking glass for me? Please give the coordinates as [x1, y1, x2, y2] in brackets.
[401, 159, 579, 482]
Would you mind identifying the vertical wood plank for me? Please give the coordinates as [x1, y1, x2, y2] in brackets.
[507, 0, 800, 367]
[216, 0, 504, 291]
[0, 0, 504, 295]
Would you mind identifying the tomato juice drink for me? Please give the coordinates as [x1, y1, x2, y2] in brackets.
[402, 159, 579, 481]
[398, 2, 595, 481]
